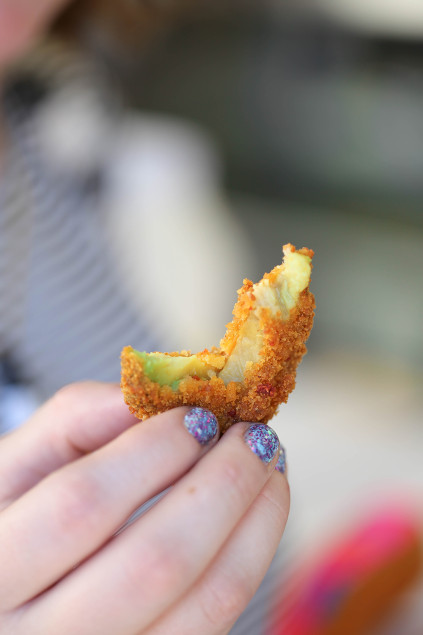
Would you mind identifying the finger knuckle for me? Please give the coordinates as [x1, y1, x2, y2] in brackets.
[51, 382, 88, 410]
[220, 460, 253, 505]
[261, 480, 290, 527]
[199, 576, 251, 628]
[51, 470, 102, 536]
[121, 540, 185, 599]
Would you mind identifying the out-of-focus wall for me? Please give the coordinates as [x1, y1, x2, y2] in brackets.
[115, 7, 423, 369]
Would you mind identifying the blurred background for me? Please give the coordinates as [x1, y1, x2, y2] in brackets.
[0, 0, 422, 633]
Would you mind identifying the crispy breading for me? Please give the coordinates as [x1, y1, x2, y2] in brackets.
[121, 245, 315, 432]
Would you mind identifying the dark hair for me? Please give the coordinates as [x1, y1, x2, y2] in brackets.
[52, 0, 198, 47]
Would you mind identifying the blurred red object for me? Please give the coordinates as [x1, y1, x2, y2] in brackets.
[268, 506, 422, 635]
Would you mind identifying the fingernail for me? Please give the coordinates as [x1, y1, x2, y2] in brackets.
[244, 424, 279, 463]
[275, 446, 286, 474]
[184, 407, 218, 445]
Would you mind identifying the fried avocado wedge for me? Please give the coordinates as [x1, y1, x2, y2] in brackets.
[121, 244, 315, 432]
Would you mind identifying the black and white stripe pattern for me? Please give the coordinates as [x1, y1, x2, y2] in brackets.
[0, 40, 158, 430]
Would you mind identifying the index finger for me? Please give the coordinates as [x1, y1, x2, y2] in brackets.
[0, 382, 138, 508]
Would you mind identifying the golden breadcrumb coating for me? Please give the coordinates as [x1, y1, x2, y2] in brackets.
[121, 244, 315, 432]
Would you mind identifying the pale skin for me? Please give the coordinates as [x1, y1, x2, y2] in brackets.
[0, 382, 290, 634]
[0, 3, 289, 632]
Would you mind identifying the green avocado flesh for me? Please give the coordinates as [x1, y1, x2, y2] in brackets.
[134, 250, 312, 390]
[134, 351, 215, 390]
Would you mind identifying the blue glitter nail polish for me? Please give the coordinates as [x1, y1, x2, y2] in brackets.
[184, 408, 218, 445]
[275, 446, 286, 474]
[244, 424, 279, 463]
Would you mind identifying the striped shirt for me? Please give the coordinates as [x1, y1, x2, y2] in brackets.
[0, 40, 158, 431]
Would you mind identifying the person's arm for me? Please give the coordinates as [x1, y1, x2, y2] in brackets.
[0, 381, 289, 634]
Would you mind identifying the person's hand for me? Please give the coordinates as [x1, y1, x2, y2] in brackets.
[0, 0, 71, 69]
[0, 382, 289, 635]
